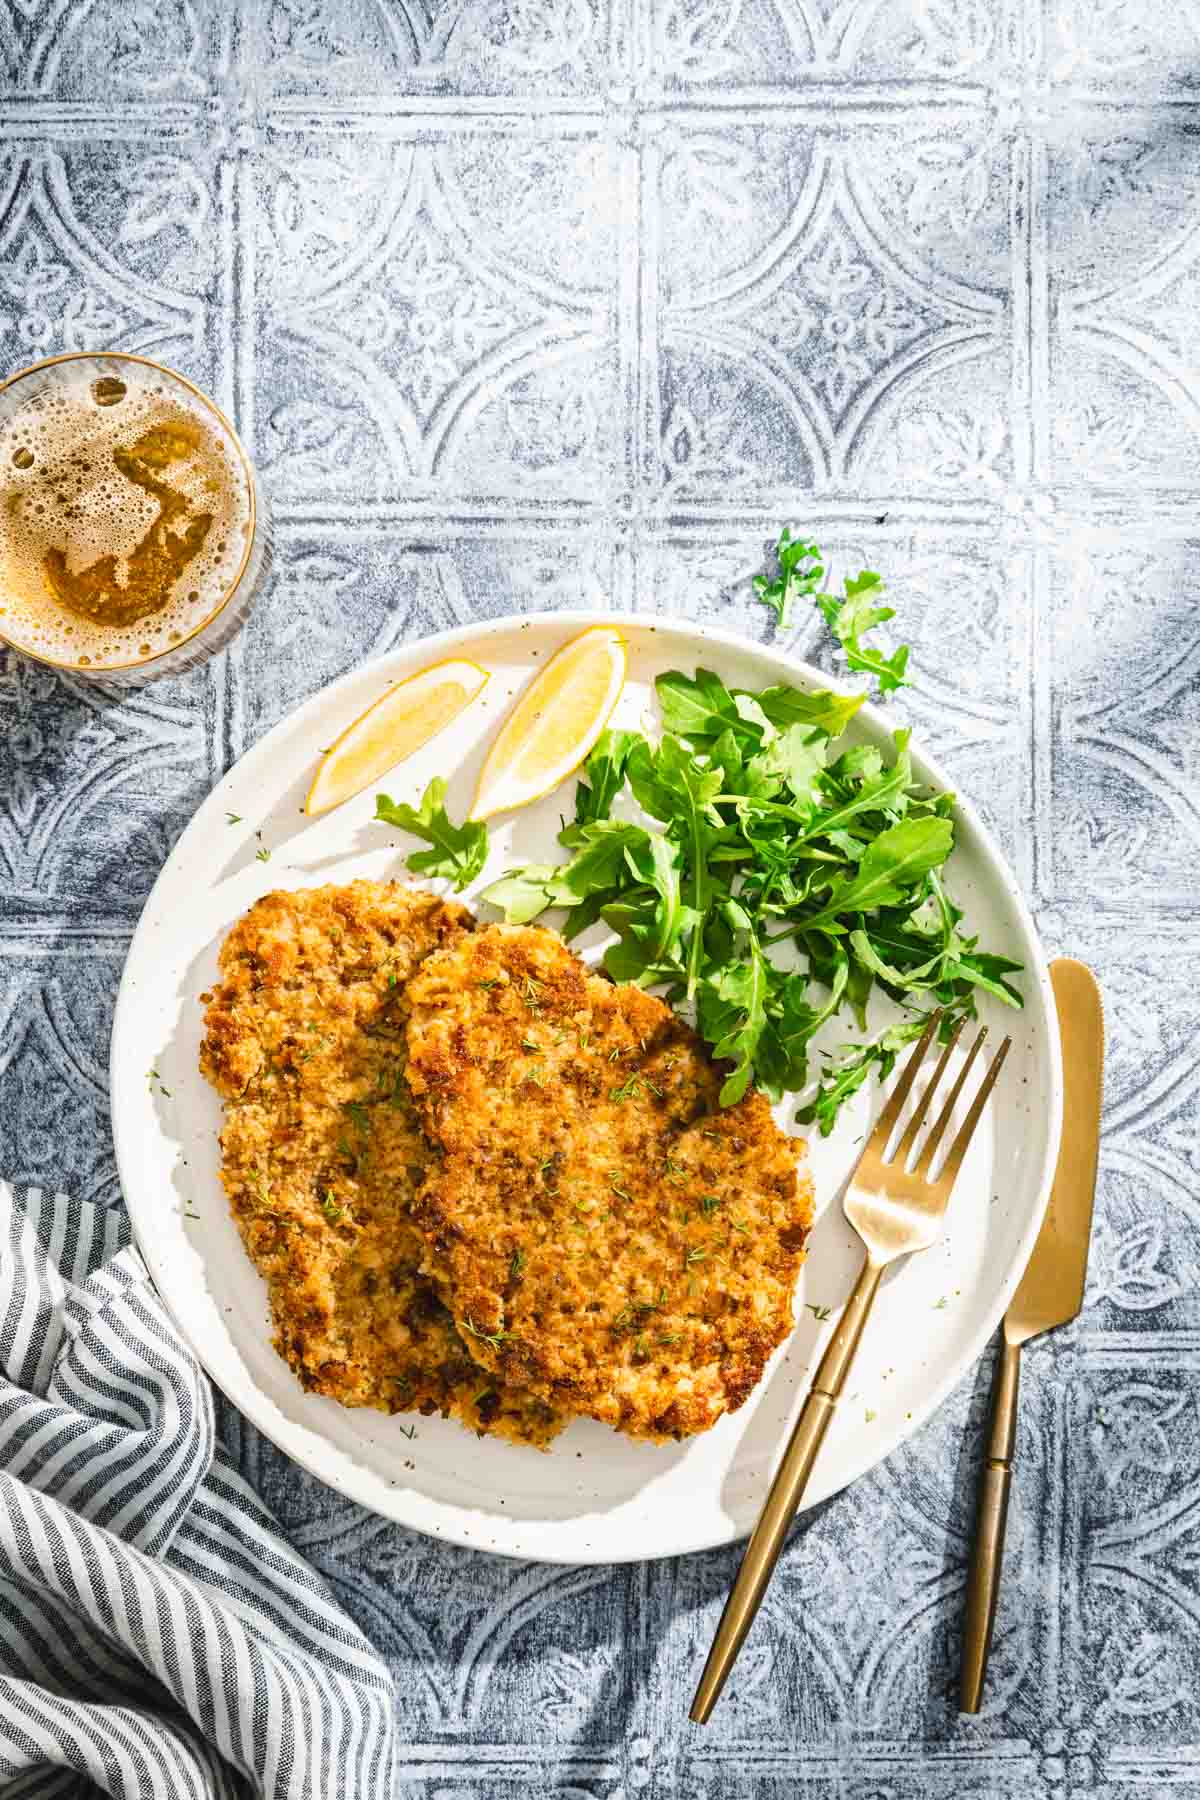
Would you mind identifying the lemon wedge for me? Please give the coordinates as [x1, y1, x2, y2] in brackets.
[305, 658, 489, 817]
[470, 625, 627, 820]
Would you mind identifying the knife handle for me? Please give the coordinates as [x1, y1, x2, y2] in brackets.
[959, 1333, 1021, 1713]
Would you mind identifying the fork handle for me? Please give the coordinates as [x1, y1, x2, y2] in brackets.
[959, 1333, 1021, 1713]
[690, 1255, 884, 1723]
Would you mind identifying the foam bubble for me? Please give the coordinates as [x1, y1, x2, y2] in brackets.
[0, 366, 253, 670]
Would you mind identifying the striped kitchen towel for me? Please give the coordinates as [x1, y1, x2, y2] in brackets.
[0, 1180, 395, 1799]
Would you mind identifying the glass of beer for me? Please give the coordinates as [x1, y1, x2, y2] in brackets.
[0, 351, 270, 682]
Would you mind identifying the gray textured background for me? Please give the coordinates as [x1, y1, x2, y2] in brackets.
[1, 1, 1197, 1795]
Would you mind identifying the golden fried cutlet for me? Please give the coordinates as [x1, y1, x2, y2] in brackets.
[404, 924, 814, 1441]
[199, 883, 562, 1449]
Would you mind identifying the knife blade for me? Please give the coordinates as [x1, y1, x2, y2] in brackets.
[958, 956, 1104, 1713]
[1005, 959, 1104, 1347]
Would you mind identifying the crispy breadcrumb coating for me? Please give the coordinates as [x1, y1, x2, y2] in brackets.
[404, 923, 814, 1441]
[199, 883, 561, 1448]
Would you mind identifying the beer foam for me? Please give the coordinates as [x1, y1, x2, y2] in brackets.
[0, 366, 253, 670]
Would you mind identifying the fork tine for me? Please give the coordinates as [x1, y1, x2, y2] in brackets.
[892, 1014, 968, 1167]
[928, 1035, 1012, 1191]
[912, 1026, 989, 1178]
[865, 1010, 942, 1154]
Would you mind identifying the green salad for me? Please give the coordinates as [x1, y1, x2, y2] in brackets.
[377, 529, 1022, 1134]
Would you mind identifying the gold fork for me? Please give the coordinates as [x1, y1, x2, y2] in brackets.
[690, 1010, 1012, 1723]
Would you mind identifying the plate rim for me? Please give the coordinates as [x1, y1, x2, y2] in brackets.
[110, 607, 1063, 1563]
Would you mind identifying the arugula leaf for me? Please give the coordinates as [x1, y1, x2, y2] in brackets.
[481, 866, 565, 924]
[825, 743, 885, 788]
[656, 669, 759, 748]
[798, 1017, 929, 1137]
[652, 735, 725, 998]
[559, 820, 651, 898]
[559, 890, 613, 944]
[945, 949, 1024, 1008]
[734, 693, 773, 736]
[699, 937, 770, 1106]
[802, 817, 954, 930]
[708, 726, 750, 790]
[748, 723, 826, 808]
[848, 927, 944, 991]
[752, 528, 828, 629]
[845, 950, 873, 1029]
[625, 738, 677, 823]
[375, 780, 488, 891]
[750, 683, 865, 740]
[816, 569, 910, 695]
[755, 957, 845, 1098]
[603, 891, 694, 986]
[799, 734, 912, 845]
[627, 832, 687, 963]
[487, 820, 650, 925]
[572, 730, 639, 828]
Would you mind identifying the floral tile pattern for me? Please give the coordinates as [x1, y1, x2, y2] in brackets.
[259, 0, 622, 100]
[253, 128, 625, 502]
[2, 0, 1199, 1793]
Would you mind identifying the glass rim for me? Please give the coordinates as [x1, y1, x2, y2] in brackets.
[0, 349, 258, 675]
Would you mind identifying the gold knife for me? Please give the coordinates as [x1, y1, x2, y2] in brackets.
[958, 956, 1103, 1713]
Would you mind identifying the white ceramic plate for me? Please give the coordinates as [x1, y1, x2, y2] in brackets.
[111, 612, 1061, 1564]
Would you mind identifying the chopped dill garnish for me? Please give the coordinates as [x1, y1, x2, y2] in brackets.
[344, 1100, 371, 1142]
[460, 1316, 507, 1351]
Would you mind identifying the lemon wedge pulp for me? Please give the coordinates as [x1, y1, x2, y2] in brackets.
[305, 658, 489, 817]
[470, 625, 627, 821]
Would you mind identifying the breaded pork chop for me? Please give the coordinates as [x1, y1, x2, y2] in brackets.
[404, 924, 814, 1441]
[199, 883, 561, 1449]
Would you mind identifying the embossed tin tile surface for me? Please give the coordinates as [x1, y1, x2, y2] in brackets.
[1, 2, 1198, 1794]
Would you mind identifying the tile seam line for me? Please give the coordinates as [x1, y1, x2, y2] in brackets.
[265, 502, 1012, 527]
[686, 1741, 1038, 1767]
[265, 79, 988, 104]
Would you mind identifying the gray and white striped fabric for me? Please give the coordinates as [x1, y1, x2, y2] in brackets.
[0, 1181, 395, 1799]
